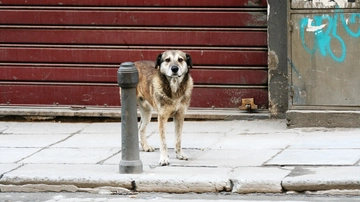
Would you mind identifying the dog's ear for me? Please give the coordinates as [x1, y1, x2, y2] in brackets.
[155, 53, 163, 69]
[185, 53, 192, 68]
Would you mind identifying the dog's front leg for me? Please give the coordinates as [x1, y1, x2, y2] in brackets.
[158, 114, 170, 166]
[174, 110, 188, 160]
[158, 115, 170, 166]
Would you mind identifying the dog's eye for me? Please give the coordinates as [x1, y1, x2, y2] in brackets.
[165, 58, 170, 62]
[178, 58, 184, 62]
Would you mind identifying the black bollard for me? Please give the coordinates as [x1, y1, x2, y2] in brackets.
[117, 62, 143, 174]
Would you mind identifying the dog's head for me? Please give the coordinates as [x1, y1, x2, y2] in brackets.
[155, 50, 192, 78]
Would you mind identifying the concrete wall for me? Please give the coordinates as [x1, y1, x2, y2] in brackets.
[267, 0, 289, 118]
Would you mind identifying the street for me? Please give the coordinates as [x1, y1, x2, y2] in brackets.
[1, 192, 360, 202]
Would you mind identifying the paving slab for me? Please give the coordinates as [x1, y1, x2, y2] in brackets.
[0, 148, 40, 163]
[290, 132, 360, 149]
[79, 123, 121, 134]
[2, 122, 89, 134]
[266, 149, 360, 166]
[146, 132, 225, 150]
[188, 149, 281, 167]
[19, 148, 121, 164]
[0, 122, 17, 133]
[144, 121, 236, 134]
[212, 133, 300, 150]
[231, 167, 292, 193]
[0, 164, 22, 175]
[54, 133, 121, 148]
[0, 134, 70, 148]
[282, 166, 360, 191]
[103, 149, 204, 167]
[227, 119, 289, 135]
[166, 121, 236, 134]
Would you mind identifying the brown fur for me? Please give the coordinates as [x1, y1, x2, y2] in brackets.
[134, 50, 193, 166]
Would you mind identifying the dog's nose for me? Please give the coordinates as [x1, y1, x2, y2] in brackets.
[171, 66, 179, 73]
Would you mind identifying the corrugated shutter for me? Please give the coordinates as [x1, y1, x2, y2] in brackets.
[0, 0, 268, 109]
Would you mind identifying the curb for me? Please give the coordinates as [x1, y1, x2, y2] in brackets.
[1, 166, 360, 194]
[282, 167, 360, 192]
[0, 106, 269, 121]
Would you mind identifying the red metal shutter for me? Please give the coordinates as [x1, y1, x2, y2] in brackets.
[0, 0, 268, 109]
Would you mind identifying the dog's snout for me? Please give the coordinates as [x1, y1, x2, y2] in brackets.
[171, 66, 179, 73]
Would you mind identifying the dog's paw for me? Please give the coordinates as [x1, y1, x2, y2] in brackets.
[141, 144, 155, 152]
[159, 157, 170, 166]
[176, 152, 188, 161]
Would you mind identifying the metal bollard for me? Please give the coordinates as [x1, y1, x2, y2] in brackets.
[117, 62, 143, 174]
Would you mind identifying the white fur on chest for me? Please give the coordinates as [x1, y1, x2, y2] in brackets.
[170, 77, 181, 93]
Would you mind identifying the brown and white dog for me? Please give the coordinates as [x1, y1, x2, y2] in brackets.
[134, 50, 193, 166]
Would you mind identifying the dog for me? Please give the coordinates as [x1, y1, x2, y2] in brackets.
[134, 50, 193, 166]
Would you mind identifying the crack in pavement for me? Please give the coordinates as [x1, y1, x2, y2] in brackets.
[14, 126, 88, 164]
[0, 163, 26, 179]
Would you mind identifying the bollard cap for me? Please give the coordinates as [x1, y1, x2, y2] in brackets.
[118, 62, 136, 72]
[117, 62, 139, 88]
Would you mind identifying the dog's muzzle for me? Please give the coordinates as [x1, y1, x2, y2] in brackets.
[169, 66, 182, 77]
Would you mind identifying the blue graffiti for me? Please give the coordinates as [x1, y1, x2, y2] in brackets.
[300, 10, 360, 62]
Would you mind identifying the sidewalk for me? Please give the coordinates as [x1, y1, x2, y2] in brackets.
[0, 119, 359, 194]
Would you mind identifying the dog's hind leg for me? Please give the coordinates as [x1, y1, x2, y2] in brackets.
[174, 110, 188, 161]
[138, 104, 154, 152]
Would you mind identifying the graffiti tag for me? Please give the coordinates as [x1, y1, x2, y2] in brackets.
[299, 11, 360, 62]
